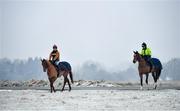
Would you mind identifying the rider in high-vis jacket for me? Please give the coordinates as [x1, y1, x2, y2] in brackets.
[141, 42, 153, 71]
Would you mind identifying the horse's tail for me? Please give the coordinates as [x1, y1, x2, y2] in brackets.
[69, 71, 74, 84]
[159, 61, 163, 70]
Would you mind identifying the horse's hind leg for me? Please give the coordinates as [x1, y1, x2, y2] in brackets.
[67, 77, 71, 91]
[154, 69, 161, 89]
[156, 69, 161, 80]
[152, 72, 158, 89]
[152, 72, 156, 82]
[61, 77, 67, 92]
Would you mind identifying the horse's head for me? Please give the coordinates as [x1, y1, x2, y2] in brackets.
[41, 59, 48, 72]
[133, 51, 141, 63]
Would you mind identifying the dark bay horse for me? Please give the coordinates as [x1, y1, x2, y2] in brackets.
[41, 59, 73, 93]
[133, 51, 162, 90]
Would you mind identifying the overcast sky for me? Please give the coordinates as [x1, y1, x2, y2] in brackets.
[0, 0, 180, 70]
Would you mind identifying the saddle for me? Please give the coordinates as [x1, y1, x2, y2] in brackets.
[50, 61, 67, 77]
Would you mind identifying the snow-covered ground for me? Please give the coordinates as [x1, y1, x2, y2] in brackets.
[0, 80, 180, 110]
[1, 79, 180, 89]
[0, 89, 180, 110]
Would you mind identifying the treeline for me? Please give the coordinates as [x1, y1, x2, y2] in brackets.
[161, 58, 180, 80]
[74, 61, 138, 81]
[0, 57, 180, 81]
[0, 57, 45, 80]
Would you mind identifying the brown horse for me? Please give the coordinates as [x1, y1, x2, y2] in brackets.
[133, 51, 162, 90]
[41, 59, 73, 93]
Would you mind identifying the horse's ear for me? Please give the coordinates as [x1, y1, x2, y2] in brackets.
[136, 51, 138, 54]
[40, 59, 43, 62]
[133, 51, 136, 53]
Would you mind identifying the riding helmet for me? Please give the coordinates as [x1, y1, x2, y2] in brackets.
[53, 44, 57, 49]
[142, 42, 147, 47]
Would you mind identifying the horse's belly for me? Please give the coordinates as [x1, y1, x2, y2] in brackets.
[59, 71, 69, 77]
[48, 73, 57, 78]
[139, 67, 150, 74]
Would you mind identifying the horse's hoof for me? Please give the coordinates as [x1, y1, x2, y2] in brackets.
[140, 86, 143, 90]
[154, 85, 157, 89]
[154, 83, 157, 89]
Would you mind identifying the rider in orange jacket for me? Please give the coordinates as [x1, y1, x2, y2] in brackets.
[49, 45, 60, 66]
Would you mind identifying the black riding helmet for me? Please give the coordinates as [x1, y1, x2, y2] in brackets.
[53, 44, 57, 49]
[142, 42, 147, 48]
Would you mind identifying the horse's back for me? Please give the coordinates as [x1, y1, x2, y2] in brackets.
[59, 61, 72, 71]
[151, 58, 163, 69]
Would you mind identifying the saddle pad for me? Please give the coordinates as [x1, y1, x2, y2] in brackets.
[151, 58, 163, 69]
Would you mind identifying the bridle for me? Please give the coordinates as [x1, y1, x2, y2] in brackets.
[42, 59, 48, 72]
[133, 52, 142, 63]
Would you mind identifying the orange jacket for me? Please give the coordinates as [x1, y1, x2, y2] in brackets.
[49, 50, 60, 61]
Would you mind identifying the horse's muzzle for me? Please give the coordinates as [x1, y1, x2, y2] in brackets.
[133, 60, 136, 64]
[43, 68, 46, 72]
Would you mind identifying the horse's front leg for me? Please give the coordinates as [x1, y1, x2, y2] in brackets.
[139, 74, 143, 90]
[52, 83, 56, 92]
[50, 82, 53, 93]
[49, 79, 53, 93]
[145, 74, 149, 85]
[51, 83, 56, 93]
[49, 78, 56, 93]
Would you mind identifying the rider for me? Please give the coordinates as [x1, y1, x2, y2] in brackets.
[49, 44, 60, 67]
[140, 42, 153, 71]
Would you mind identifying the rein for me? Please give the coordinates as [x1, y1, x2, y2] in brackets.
[135, 53, 142, 62]
[44, 60, 49, 69]
[136, 54, 147, 68]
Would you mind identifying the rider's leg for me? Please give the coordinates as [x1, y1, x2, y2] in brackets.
[147, 59, 152, 71]
[144, 56, 152, 71]
[53, 60, 60, 77]
[55, 60, 60, 66]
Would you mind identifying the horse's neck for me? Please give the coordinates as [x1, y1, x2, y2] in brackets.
[46, 61, 56, 71]
[138, 57, 147, 67]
